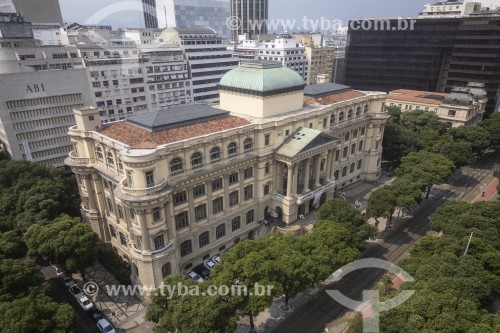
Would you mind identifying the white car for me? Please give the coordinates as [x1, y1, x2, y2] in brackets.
[61, 275, 76, 288]
[50, 263, 63, 277]
[212, 255, 221, 264]
[96, 319, 116, 333]
[203, 259, 216, 271]
[68, 285, 84, 299]
[77, 295, 95, 311]
[186, 270, 204, 283]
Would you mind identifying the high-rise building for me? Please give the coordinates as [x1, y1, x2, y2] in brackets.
[162, 28, 238, 104]
[141, 0, 231, 39]
[66, 60, 388, 288]
[1, 0, 63, 24]
[230, 0, 269, 41]
[345, 15, 500, 114]
[294, 34, 335, 85]
[0, 14, 94, 167]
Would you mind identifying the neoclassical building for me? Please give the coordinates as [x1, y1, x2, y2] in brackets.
[66, 61, 388, 288]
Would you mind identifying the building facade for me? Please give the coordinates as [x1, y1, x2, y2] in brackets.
[230, 0, 269, 41]
[420, 1, 482, 17]
[345, 15, 500, 114]
[66, 61, 388, 288]
[1, 0, 63, 24]
[386, 82, 487, 127]
[162, 28, 238, 104]
[141, 0, 230, 39]
[294, 34, 335, 85]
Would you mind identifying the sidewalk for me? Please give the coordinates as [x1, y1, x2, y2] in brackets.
[84, 262, 153, 332]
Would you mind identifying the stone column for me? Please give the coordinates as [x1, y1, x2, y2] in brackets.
[314, 156, 321, 188]
[293, 162, 299, 196]
[325, 150, 333, 182]
[303, 158, 311, 193]
[82, 175, 97, 211]
[277, 162, 284, 194]
[137, 209, 151, 252]
[286, 163, 294, 198]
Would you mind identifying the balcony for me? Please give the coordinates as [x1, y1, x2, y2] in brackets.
[66, 151, 95, 166]
[296, 181, 336, 205]
[121, 177, 168, 197]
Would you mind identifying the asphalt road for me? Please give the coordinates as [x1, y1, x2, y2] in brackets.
[269, 150, 499, 333]
[39, 262, 99, 333]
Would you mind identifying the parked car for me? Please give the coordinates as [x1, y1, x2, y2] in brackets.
[200, 268, 211, 280]
[88, 309, 103, 322]
[96, 319, 116, 333]
[212, 255, 221, 264]
[186, 270, 204, 282]
[203, 259, 216, 271]
[50, 263, 64, 277]
[61, 275, 76, 288]
[77, 295, 95, 311]
[68, 285, 84, 299]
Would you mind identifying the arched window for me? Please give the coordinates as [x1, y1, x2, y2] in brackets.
[95, 146, 103, 160]
[106, 152, 114, 165]
[356, 107, 361, 117]
[339, 112, 345, 122]
[180, 240, 192, 257]
[265, 162, 271, 174]
[364, 105, 369, 114]
[191, 152, 203, 169]
[227, 142, 238, 156]
[161, 263, 171, 278]
[210, 147, 221, 162]
[348, 109, 353, 120]
[199, 231, 210, 248]
[216, 224, 226, 239]
[170, 157, 184, 175]
[243, 138, 253, 152]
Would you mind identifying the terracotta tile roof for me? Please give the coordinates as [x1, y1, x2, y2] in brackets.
[99, 116, 250, 149]
[387, 89, 448, 106]
[305, 90, 366, 105]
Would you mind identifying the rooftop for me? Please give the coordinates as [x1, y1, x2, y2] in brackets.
[304, 83, 352, 98]
[127, 104, 229, 132]
[276, 128, 337, 158]
[305, 90, 366, 105]
[387, 89, 448, 105]
[99, 116, 250, 149]
[219, 60, 305, 95]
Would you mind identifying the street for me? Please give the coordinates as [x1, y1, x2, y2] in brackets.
[269, 150, 499, 333]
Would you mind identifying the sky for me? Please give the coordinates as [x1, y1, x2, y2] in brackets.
[59, 0, 430, 29]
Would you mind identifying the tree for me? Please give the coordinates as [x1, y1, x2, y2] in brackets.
[318, 198, 378, 249]
[382, 121, 419, 164]
[418, 128, 452, 153]
[400, 110, 447, 134]
[391, 176, 424, 214]
[479, 112, 500, 146]
[450, 126, 491, 155]
[366, 186, 397, 225]
[146, 275, 239, 333]
[386, 106, 402, 124]
[0, 258, 44, 302]
[439, 141, 474, 167]
[0, 292, 76, 333]
[0, 230, 27, 259]
[24, 215, 98, 279]
[396, 151, 455, 199]
[494, 167, 500, 193]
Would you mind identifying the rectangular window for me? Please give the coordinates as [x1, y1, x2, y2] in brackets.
[175, 212, 189, 230]
[232, 217, 241, 231]
[195, 204, 207, 222]
[106, 198, 114, 212]
[264, 184, 270, 195]
[145, 171, 155, 188]
[119, 233, 127, 246]
[229, 191, 239, 207]
[213, 197, 224, 214]
[109, 225, 117, 238]
[359, 141, 364, 151]
[264, 134, 270, 146]
[361, 127, 366, 135]
[193, 184, 205, 198]
[448, 110, 456, 117]
[212, 178, 223, 191]
[244, 185, 253, 201]
[153, 207, 161, 222]
[117, 206, 124, 219]
[216, 224, 226, 239]
[229, 172, 239, 185]
[244, 167, 253, 180]
[351, 144, 356, 155]
[173, 191, 187, 206]
[335, 150, 340, 161]
[246, 210, 254, 224]
[343, 147, 348, 158]
[154, 235, 165, 250]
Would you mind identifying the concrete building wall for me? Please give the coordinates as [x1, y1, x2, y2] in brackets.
[11, 0, 63, 24]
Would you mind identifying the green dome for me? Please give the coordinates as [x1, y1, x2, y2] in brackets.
[219, 61, 305, 95]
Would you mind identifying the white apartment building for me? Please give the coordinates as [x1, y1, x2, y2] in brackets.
[420, 1, 482, 17]
[66, 61, 388, 288]
[232, 34, 309, 83]
[386, 83, 487, 127]
[162, 28, 238, 104]
[0, 37, 94, 166]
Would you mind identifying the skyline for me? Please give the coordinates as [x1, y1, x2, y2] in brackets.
[59, 0, 428, 30]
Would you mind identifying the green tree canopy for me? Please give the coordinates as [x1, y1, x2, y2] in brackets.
[396, 151, 455, 198]
[400, 110, 447, 134]
[479, 112, 500, 146]
[24, 215, 98, 279]
[439, 141, 474, 167]
[450, 126, 491, 155]
[0, 230, 26, 259]
[0, 258, 44, 302]
[366, 186, 397, 223]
